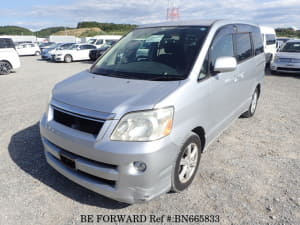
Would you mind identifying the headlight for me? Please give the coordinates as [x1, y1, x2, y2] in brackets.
[111, 107, 174, 141]
[273, 55, 279, 62]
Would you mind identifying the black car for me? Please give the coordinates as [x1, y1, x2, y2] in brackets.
[89, 46, 111, 61]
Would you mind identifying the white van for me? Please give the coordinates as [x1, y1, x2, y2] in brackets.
[87, 35, 122, 48]
[260, 26, 277, 64]
[0, 38, 21, 75]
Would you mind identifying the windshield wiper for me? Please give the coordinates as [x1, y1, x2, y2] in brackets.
[92, 70, 142, 79]
[149, 75, 185, 81]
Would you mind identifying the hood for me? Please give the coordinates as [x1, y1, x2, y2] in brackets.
[53, 70, 180, 119]
[276, 52, 300, 59]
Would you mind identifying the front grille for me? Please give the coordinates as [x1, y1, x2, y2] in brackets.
[52, 107, 104, 136]
[279, 58, 300, 63]
[77, 170, 116, 187]
[277, 67, 300, 72]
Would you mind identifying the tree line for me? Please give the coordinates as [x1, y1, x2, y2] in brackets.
[0, 22, 137, 37]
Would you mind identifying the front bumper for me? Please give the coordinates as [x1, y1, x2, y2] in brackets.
[39, 109, 177, 204]
[53, 56, 64, 62]
[271, 61, 300, 73]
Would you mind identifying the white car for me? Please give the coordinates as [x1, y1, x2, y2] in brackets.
[87, 35, 121, 48]
[41, 43, 75, 60]
[53, 44, 96, 62]
[16, 43, 41, 56]
[0, 38, 21, 75]
[271, 39, 300, 74]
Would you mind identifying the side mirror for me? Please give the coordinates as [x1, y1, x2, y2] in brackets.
[214, 56, 237, 73]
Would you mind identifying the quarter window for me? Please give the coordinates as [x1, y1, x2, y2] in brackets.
[235, 33, 252, 62]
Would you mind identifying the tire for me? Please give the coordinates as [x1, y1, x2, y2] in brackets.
[171, 133, 202, 192]
[35, 51, 41, 56]
[64, 55, 72, 63]
[0, 61, 12, 75]
[241, 88, 259, 118]
[270, 69, 278, 75]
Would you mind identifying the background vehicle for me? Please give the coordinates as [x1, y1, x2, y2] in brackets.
[276, 37, 291, 49]
[260, 26, 277, 65]
[53, 43, 96, 62]
[271, 39, 300, 74]
[39, 42, 56, 50]
[40, 20, 264, 204]
[87, 35, 121, 48]
[0, 38, 20, 75]
[41, 43, 75, 60]
[16, 43, 41, 56]
[89, 41, 117, 61]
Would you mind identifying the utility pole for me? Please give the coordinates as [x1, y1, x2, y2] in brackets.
[166, 0, 180, 21]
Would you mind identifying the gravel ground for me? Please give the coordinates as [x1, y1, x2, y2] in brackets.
[0, 56, 299, 225]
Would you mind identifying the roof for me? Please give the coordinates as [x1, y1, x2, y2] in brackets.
[138, 19, 259, 29]
[286, 39, 300, 43]
[138, 20, 218, 28]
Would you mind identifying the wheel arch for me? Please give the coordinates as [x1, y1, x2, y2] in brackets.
[191, 126, 206, 152]
[256, 83, 261, 98]
[0, 60, 12, 68]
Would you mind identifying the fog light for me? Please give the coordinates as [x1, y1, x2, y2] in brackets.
[133, 161, 147, 172]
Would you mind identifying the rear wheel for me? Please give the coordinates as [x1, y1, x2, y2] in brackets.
[171, 133, 201, 192]
[64, 54, 72, 63]
[241, 88, 259, 118]
[0, 61, 12, 75]
[270, 69, 278, 75]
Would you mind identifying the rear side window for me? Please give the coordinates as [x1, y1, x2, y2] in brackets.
[96, 39, 103, 45]
[252, 28, 264, 55]
[81, 45, 96, 49]
[235, 33, 252, 62]
[266, 34, 276, 45]
[0, 38, 15, 49]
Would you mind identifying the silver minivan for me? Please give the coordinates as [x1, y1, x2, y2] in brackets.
[40, 20, 265, 204]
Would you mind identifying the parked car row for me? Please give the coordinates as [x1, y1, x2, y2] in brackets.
[40, 36, 121, 62]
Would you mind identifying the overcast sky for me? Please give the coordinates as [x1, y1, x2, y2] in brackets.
[1, 0, 299, 30]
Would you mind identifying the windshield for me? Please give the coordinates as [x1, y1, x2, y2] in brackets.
[280, 42, 300, 52]
[90, 26, 209, 80]
[88, 39, 97, 44]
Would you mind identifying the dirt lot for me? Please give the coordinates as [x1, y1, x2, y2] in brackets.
[0, 56, 299, 225]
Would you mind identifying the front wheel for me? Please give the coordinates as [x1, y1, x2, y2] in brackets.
[64, 55, 72, 63]
[241, 88, 259, 118]
[0, 61, 12, 75]
[171, 133, 202, 192]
